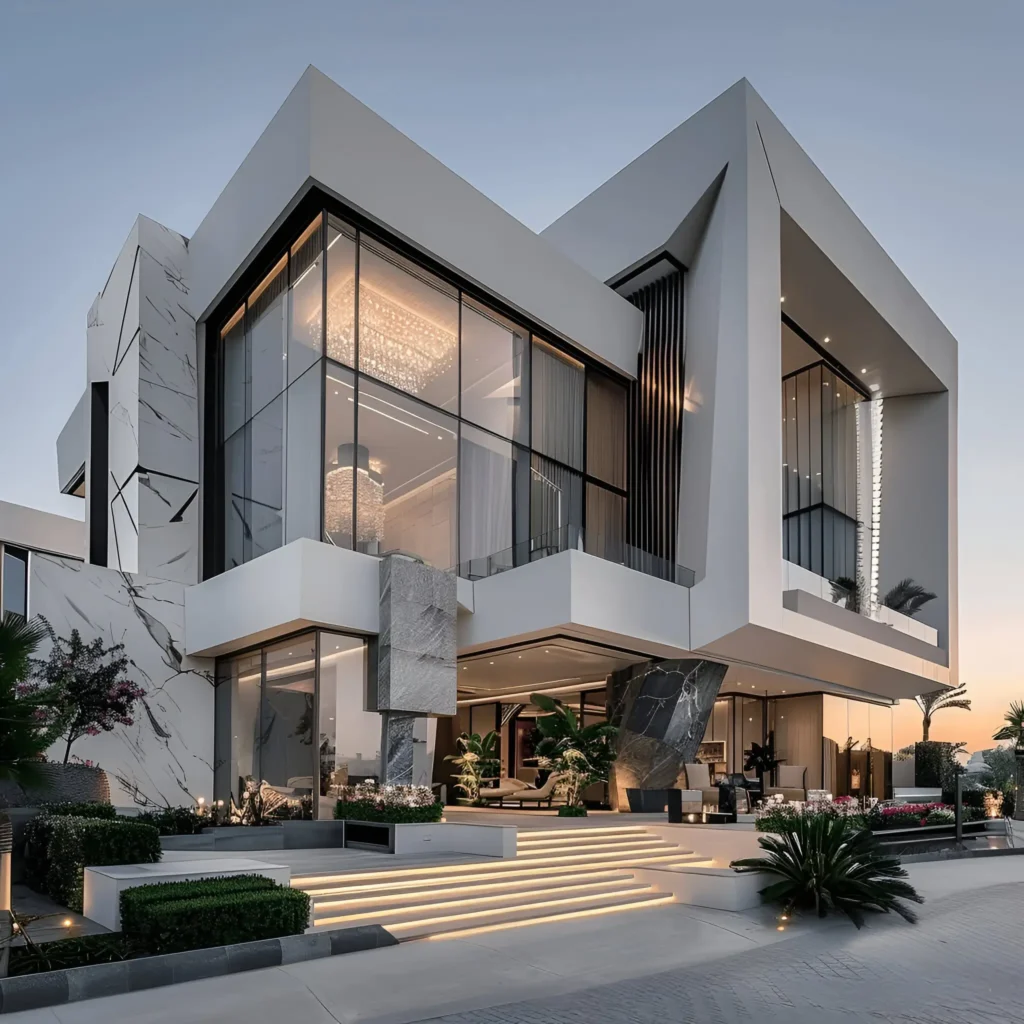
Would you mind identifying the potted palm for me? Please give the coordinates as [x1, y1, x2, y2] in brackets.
[445, 731, 499, 804]
[530, 694, 617, 816]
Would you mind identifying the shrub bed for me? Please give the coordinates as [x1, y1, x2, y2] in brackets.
[23, 814, 161, 911]
[39, 801, 117, 820]
[123, 881, 310, 955]
[7, 934, 137, 976]
[133, 805, 208, 836]
[333, 781, 442, 824]
[120, 874, 278, 935]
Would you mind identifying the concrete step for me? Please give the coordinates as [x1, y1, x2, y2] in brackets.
[310, 869, 637, 911]
[385, 887, 673, 939]
[516, 830, 656, 849]
[514, 837, 675, 858]
[313, 878, 652, 928]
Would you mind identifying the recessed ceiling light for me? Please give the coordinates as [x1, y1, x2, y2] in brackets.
[461, 666, 467, 671]
[823, 336, 830, 344]
[489, 660, 495, 665]
[869, 384, 880, 393]
[861, 368, 867, 374]
[517, 655, 522, 659]
[780, 296, 785, 302]
[782, 690, 786, 693]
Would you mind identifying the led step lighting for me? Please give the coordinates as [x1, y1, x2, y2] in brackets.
[301, 853, 704, 898]
[515, 839, 671, 857]
[312, 870, 633, 911]
[386, 887, 663, 934]
[517, 827, 649, 840]
[425, 894, 676, 941]
[313, 879, 647, 927]
[295, 846, 693, 890]
[517, 832, 660, 848]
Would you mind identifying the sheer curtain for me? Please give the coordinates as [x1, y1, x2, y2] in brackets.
[459, 425, 514, 570]
[531, 340, 584, 470]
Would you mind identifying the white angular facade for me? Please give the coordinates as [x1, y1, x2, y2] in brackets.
[29, 68, 956, 810]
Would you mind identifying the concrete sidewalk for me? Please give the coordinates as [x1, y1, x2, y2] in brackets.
[8, 857, 1024, 1023]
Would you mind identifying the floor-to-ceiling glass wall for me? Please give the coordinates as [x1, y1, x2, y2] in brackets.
[822, 694, 893, 800]
[215, 630, 385, 818]
[781, 319, 866, 583]
[212, 200, 629, 581]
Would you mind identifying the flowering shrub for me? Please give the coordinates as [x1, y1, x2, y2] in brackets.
[756, 800, 867, 834]
[334, 781, 441, 823]
[26, 622, 145, 764]
[868, 802, 955, 830]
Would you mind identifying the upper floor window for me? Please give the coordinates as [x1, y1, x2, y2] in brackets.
[1, 545, 28, 618]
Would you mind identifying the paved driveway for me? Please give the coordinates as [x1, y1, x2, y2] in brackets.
[426, 877, 1024, 1023]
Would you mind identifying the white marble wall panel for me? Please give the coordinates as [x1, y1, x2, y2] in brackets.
[30, 555, 215, 808]
[80, 213, 200, 585]
[137, 472, 199, 585]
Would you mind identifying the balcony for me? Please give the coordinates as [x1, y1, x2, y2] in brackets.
[782, 560, 943, 663]
[455, 525, 695, 587]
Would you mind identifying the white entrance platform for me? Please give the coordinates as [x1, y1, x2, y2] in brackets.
[393, 821, 516, 856]
[633, 862, 767, 911]
[83, 857, 290, 931]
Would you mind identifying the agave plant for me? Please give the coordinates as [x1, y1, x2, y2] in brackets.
[733, 813, 924, 928]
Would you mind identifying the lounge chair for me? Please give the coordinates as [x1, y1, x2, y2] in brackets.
[478, 778, 532, 804]
[684, 763, 721, 808]
[505, 773, 565, 808]
[765, 765, 807, 802]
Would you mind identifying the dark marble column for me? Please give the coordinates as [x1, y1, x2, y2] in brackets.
[608, 658, 728, 810]
[380, 711, 416, 786]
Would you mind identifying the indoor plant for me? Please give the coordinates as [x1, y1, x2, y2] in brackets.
[445, 731, 499, 804]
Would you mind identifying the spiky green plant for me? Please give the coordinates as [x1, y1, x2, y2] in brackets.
[444, 731, 499, 803]
[993, 700, 1024, 822]
[882, 578, 937, 618]
[732, 813, 924, 928]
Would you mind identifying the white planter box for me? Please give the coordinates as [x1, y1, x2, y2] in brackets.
[83, 857, 290, 931]
[342, 819, 515, 857]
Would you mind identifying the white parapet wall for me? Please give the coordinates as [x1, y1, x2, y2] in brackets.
[83, 858, 290, 931]
[392, 821, 517, 858]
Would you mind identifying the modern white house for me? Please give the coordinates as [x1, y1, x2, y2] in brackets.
[16, 67, 956, 814]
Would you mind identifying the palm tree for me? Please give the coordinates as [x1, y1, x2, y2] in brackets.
[915, 684, 971, 742]
[993, 700, 1024, 822]
[530, 693, 617, 810]
[830, 576, 937, 619]
[0, 613, 54, 787]
[882, 578, 937, 618]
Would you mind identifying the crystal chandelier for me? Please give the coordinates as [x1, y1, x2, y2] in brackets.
[324, 444, 385, 547]
[314, 277, 456, 395]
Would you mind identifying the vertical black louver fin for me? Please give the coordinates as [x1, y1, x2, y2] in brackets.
[624, 270, 684, 565]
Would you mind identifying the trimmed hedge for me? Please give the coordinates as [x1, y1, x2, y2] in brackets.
[125, 885, 310, 955]
[120, 874, 278, 935]
[39, 801, 117, 820]
[23, 814, 161, 911]
[333, 800, 443, 824]
[133, 805, 208, 836]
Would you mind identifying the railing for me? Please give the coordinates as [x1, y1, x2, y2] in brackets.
[455, 525, 695, 587]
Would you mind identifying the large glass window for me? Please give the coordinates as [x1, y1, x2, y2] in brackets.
[532, 340, 584, 470]
[359, 239, 458, 413]
[216, 631, 383, 818]
[459, 424, 529, 574]
[356, 377, 457, 568]
[461, 298, 529, 443]
[586, 372, 627, 490]
[215, 205, 632, 578]
[531, 453, 582, 554]
[323, 364, 357, 549]
[781, 322, 865, 582]
[317, 631, 379, 818]
[1, 546, 28, 618]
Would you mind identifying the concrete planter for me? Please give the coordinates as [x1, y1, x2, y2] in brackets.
[159, 820, 346, 853]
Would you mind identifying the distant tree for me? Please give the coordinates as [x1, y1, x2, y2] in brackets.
[915, 684, 971, 742]
[981, 746, 1016, 792]
[993, 701, 1024, 822]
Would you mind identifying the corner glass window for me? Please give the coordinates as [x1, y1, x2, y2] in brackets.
[247, 255, 287, 418]
[325, 216, 357, 368]
[287, 215, 324, 384]
[358, 239, 458, 413]
[323, 363, 357, 549]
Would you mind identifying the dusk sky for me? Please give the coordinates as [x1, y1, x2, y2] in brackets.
[1, 1, 1020, 752]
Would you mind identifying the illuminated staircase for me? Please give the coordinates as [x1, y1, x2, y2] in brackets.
[293, 825, 707, 939]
